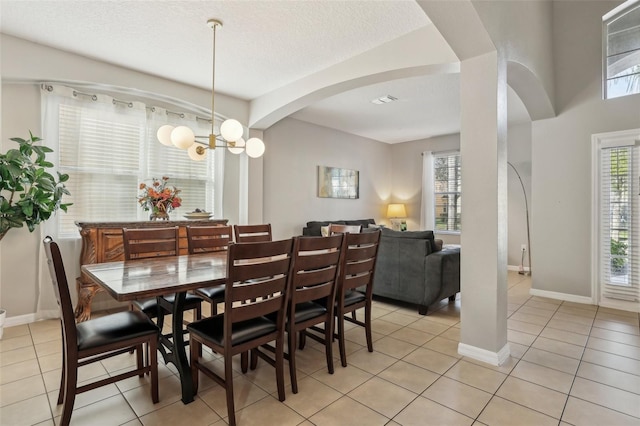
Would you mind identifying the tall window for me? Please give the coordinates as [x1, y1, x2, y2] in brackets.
[593, 129, 640, 311]
[42, 85, 220, 238]
[603, 0, 640, 99]
[434, 152, 461, 232]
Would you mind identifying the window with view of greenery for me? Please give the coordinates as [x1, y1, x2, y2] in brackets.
[603, 0, 640, 99]
[607, 148, 631, 280]
[434, 153, 461, 232]
[595, 130, 640, 308]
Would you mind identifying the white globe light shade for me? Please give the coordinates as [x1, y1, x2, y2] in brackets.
[171, 126, 195, 150]
[220, 119, 243, 142]
[227, 137, 245, 155]
[245, 137, 265, 158]
[157, 125, 175, 146]
[188, 143, 207, 161]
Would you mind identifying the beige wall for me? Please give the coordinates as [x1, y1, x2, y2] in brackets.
[262, 118, 392, 240]
[0, 85, 42, 316]
[531, 1, 640, 298]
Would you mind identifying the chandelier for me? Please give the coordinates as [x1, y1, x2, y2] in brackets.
[156, 19, 265, 159]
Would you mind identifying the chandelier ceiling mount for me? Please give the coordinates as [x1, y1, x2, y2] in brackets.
[156, 18, 265, 160]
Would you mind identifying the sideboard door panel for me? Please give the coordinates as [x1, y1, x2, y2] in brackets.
[100, 229, 126, 262]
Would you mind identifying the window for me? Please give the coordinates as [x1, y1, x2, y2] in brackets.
[42, 85, 220, 238]
[434, 152, 461, 232]
[593, 129, 640, 311]
[603, 0, 640, 99]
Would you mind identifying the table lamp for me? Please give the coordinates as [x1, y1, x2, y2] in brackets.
[387, 203, 407, 231]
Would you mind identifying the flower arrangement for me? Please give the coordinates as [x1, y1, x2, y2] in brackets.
[138, 177, 181, 219]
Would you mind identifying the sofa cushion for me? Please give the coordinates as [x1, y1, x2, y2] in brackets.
[305, 220, 346, 236]
[344, 219, 376, 228]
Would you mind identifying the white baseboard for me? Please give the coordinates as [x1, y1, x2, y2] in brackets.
[507, 265, 531, 272]
[529, 288, 595, 305]
[4, 310, 60, 329]
[4, 313, 39, 328]
[458, 342, 511, 366]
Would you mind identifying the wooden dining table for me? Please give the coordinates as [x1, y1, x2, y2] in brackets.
[81, 251, 228, 404]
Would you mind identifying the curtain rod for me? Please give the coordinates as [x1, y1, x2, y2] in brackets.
[42, 83, 212, 123]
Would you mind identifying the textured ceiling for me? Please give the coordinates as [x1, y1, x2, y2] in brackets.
[292, 73, 462, 143]
[0, 0, 530, 143]
[0, 0, 429, 100]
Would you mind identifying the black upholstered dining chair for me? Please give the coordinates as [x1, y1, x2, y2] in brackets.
[122, 227, 203, 327]
[44, 236, 160, 426]
[188, 225, 233, 316]
[188, 239, 294, 426]
[285, 234, 345, 394]
[333, 229, 381, 366]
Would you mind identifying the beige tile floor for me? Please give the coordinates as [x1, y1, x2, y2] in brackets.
[1, 272, 639, 425]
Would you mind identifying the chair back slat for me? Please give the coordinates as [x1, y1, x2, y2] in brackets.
[233, 294, 284, 323]
[231, 258, 290, 283]
[122, 227, 179, 260]
[345, 257, 376, 276]
[234, 224, 272, 243]
[346, 243, 378, 261]
[344, 272, 373, 292]
[187, 225, 232, 254]
[294, 249, 341, 271]
[230, 275, 287, 303]
[295, 266, 338, 289]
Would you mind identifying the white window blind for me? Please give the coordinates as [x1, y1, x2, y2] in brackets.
[599, 143, 640, 303]
[145, 109, 215, 216]
[433, 152, 461, 232]
[57, 100, 146, 235]
[603, 0, 640, 99]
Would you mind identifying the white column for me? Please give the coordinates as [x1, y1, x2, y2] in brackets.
[246, 128, 264, 225]
[457, 51, 510, 365]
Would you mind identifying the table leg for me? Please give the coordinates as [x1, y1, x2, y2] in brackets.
[171, 292, 194, 404]
[74, 281, 103, 322]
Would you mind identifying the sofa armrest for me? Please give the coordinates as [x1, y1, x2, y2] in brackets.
[423, 247, 460, 306]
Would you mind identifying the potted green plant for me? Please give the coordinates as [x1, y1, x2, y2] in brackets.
[0, 132, 71, 241]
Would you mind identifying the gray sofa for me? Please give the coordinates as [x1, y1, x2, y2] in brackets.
[301, 221, 461, 315]
[373, 228, 460, 315]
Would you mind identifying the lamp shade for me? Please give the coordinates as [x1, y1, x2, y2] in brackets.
[157, 125, 175, 146]
[220, 119, 243, 142]
[227, 137, 245, 155]
[171, 126, 196, 150]
[245, 137, 265, 158]
[387, 203, 407, 218]
[188, 143, 207, 161]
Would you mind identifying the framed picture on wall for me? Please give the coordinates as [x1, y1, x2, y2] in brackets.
[317, 165, 359, 199]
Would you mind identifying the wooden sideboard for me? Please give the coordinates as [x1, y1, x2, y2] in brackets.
[75, 219, 228, 321]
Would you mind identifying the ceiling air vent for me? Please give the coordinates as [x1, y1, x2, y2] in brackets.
[371, 95, 398, 105]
